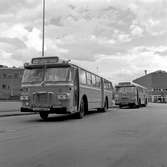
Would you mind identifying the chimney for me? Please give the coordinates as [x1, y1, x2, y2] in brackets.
[144, 70, 147, 75]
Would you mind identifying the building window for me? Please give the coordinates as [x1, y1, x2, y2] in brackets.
[14, 74, 18, 79]
[2, 84, 6, 89]
[8, 74, 12, 79]
[3, 74, 6, 78]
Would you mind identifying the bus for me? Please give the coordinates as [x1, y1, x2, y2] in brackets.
[115, 82, 148, 108]
[20, 56, 113, 120]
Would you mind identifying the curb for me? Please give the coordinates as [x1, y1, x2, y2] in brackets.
[0, 112, 35, 118]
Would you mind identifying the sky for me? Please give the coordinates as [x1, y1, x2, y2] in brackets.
[0, 0, 167, 84]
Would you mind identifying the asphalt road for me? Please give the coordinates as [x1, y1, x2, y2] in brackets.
[0, 103, 167, 167]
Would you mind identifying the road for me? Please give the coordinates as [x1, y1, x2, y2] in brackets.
[0, 103, 167, 167]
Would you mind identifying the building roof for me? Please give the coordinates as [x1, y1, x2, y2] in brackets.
[133, 70, 167, 89]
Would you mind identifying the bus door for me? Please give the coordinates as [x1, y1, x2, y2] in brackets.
[73, 68, 79, 110]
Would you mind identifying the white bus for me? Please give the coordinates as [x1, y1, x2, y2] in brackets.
[115, 82, 148, 108]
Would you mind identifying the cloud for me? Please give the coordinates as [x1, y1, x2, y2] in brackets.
[0, 0, 39, 14]
[130, 24, 143, 37]
[25, 28, 42, 51]
[0, 0, 167, 82]
[0, 37, 26, 50]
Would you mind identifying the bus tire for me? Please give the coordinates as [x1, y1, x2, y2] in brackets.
[76, 98, 85, 119]
[39, 112, 48, 120]
[143, 99, 147, 107]
[102, 98, 108, 112]
[138, 99, 141, 107]
[134, 98, 139, 108]
[119, 105, 123, 108]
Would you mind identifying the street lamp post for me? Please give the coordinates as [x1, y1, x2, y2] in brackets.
[42, 0, 45, 57]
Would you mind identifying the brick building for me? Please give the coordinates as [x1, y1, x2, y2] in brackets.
[0, 66, 23, 100]
[133, 70, 167, 103]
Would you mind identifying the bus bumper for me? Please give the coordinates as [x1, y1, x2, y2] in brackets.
[21, 107, 33, 112]
[116, 100, 136, 106]
[21, 107, 71, 114]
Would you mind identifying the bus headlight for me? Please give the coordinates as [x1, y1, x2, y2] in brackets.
[57, 93, 70, 100]
[25, 102, 30, 106]
[20, 95, 29, 101]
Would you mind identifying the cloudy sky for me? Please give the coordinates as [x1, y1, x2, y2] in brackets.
[0, 0, 167, 83]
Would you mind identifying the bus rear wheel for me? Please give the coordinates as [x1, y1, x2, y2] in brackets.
[39, 112, 49, 120]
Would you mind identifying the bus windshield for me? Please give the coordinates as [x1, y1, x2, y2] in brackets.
[22, 68, 43, 83]
[45, 67, 71, 82]
[22, 67, 72, 83]
[117, 86, 136, 93]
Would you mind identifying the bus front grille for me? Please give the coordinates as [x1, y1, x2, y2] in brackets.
[120, 97, 129, 102]
[33, 92, 52, 107]
[38, 94, 47, 104]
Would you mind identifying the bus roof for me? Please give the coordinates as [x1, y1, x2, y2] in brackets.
[24, 56, 113, 85]
[116, 82, 147, 89]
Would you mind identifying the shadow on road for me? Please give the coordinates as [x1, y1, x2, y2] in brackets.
[24, 109, 107, 123]
[119, 105, 147, 109]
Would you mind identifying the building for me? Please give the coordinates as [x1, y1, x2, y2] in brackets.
[0, 66, 23, 100]
[133, 70, 167, 103]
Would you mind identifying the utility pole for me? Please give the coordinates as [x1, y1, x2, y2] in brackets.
[42, 0, 45, 57]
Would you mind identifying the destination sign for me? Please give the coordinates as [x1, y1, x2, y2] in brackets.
[32, 57, 59, 65]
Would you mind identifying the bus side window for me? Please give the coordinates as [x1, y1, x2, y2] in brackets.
[79, 69, 86, 84]
[92, 74, 96, 87]
[108, 82, 111, 90]
[87, 72, 92, 86]
[70, 67, 74, 82]
[110, 83, 113, 90]
[95, 76, 101, 88]
[104, 80, 108, 89]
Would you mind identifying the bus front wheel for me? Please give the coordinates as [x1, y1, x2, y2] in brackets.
[76, 99, 85, 119]
[143, 99, 147, 107]
[39, 112, 49, 120]
[102, 99, 108, 112]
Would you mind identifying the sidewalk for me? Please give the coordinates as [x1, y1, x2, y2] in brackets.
[0, 101, 34, 117]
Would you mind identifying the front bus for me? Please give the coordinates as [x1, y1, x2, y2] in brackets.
[20, 57, 79, 120]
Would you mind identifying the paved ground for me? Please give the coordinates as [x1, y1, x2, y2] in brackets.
[0, 103, 167, 167]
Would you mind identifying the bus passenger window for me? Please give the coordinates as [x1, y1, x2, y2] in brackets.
[92, 75, 96, 87]
[87, 72, 92, 86]
[104, 80, 109, 89]
[95, 76, 101, 88]
[79, 69, 86, 84]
